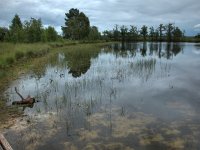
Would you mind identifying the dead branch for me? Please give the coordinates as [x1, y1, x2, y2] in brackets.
[12, 87, 36, 106]
[14, 87, 24, 101]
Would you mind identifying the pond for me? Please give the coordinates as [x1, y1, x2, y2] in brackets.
[3, 42, 200, 150]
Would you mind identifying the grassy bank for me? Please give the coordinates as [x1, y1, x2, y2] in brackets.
[0, 43, 50, 69]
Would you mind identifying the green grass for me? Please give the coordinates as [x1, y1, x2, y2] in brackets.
[0, 43, 50, 68]
[0, 40, 107, 68]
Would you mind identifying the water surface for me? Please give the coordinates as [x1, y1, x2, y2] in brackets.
[3, 42, 200, 150]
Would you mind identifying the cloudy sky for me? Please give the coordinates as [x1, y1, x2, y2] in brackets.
[0, 0, 199, 35]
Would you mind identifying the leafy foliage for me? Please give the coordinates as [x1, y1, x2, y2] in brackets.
[129, 25, 139, 41]
[0, 14, 58, 43]
[113, 25, 120, 41]
[9, 14, 24, 43]
[42, 26, 58, 42]
[87, 26, 101, 40]
[140, 25, 148, 40]
[23, 18, 43, 43]
[62, 8, 90, 40]
[103, 23, 184, 42]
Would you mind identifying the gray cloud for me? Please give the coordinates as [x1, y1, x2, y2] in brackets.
[0, 0, 199, 35]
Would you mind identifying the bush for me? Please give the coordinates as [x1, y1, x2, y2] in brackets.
[15, 51, 24, 60]
[6, 57, 14, 65]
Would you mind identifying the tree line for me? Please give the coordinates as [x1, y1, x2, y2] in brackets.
[103, 24, 185, 42]
[0, 8, 199, 43]
[0, 14, 58, 43]
[0, 8, 101, 43]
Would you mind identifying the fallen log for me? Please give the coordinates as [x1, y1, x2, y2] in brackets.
[12, 96, 35, 105]
[0, 133, 13, 150]
[12, 87, 36, 105]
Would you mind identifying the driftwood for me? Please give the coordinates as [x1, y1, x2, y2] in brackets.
[0, 133, 13, 150]
[12, 87, 36, 105]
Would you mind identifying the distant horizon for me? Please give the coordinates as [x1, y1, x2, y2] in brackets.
[0, 0, 199, 36]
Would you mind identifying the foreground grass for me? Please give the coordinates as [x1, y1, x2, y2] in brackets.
[0, 41, 111, 131]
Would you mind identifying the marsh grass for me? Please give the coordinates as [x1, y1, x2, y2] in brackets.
[0, 43, 50, 68]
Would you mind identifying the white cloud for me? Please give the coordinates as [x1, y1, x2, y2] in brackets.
[194, 24, 200, 28]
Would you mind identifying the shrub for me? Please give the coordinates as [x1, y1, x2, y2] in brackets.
[15, 51, 24, 60]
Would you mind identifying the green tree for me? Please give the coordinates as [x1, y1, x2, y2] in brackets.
[24, 18, 43, 43]
[88, 26, 100, 40]
[9, 14, 24, 42]
[102, 30, 113, 41]
[46, 26, 58, 41]
[62, 8, 90, 40]
[113, 24, 120, 41]
[129, 25, 139, 41]
[120, 25, 128, 43]
[41, 29, 47, 42]
[172, 27, 183, 42]
[158, 24, 165, 41]
[149, 26, 155, 41]
[140, 25, 148, 40]
[154, 29, 159, 41]
[62, 8, 79, 39]
[166, 23, 174, 42]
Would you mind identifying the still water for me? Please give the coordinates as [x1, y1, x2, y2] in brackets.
[3, 42, 200, 150]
